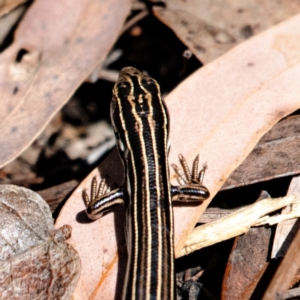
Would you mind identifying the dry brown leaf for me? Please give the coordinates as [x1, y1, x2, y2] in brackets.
[37, 180, 78, 212]
[0, 4, 26, 44]
[0, 0, 27, 18]
[154, 0, 300, 64]
[0, 0, 131, 168]
[222, 226, 272, 300]
[0, 184, 80, 300]
[223, 116, 300, 190]
[221, 191, 272, 299]
[56, 155, 127, 300]
[56, 14, 300, 299]
[153, 6, 232, 64]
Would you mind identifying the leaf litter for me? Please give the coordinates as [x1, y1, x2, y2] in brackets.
[1, 1, 300, 299]
[0, 184, 80, 300]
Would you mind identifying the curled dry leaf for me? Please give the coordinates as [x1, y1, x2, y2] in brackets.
[0, 0, 130, 168]
[0, 184, 80, 300]
[56, 14, 300, 299]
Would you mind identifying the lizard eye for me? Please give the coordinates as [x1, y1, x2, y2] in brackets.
[142, 78, 159, 94]
[116, 82, 130, 97]
[118, 83, 127, 89]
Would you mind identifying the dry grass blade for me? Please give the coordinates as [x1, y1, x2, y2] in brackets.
[56, 14, 300, 299]
[0, 0, 131, 167]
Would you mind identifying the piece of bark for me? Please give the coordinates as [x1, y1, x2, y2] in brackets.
[223, 116, 300, 190]
[271, 175, 300, 258]
[56, 14, 300, 299]
[263, 220, 300, 299]
[222, 226, 272, 300]
[154, 0, 300, 64]
[0, 184, 80, 300]
[0, 0, 130, 168]
[37, 180, 78, 213]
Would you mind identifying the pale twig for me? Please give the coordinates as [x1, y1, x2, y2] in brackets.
[179, 194, 297, 257]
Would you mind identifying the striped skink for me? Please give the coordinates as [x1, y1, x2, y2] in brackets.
[84, 67, 210, 300]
